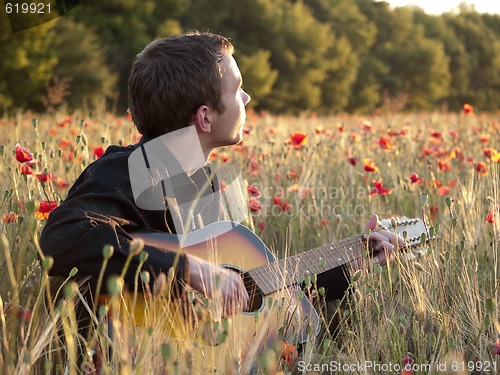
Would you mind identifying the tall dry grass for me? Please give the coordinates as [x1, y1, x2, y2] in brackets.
[0, 109, 499, 374]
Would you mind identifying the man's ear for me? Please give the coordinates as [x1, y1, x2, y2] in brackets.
[194, 105, 213, 134]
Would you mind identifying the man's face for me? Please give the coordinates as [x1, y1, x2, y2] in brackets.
[210, 54, 251, 147]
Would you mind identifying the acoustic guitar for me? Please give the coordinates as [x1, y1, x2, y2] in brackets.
[119, 217, 432, 373]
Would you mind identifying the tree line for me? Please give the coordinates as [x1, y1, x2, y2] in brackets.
[2, 0, 500, 115]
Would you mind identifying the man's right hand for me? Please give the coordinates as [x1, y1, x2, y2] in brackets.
[188, 255, 249, 317]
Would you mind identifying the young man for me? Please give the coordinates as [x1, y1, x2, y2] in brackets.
[40, 32, 401, 325]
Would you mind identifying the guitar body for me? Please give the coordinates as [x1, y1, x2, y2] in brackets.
[119, 217, 428, 373]
[130, 221, 320, 373]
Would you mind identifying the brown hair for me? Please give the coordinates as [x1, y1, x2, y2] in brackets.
[128, 32, 234, 137]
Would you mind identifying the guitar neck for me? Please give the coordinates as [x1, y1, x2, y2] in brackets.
[247, 233, 365, 296]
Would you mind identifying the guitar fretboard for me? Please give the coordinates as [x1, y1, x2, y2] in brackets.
[247, 233, 365, 295]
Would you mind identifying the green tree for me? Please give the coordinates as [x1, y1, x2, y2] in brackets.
[302, 0, 377, 112]
[414, 10, 471, 110]
[446, 10, 500, 110]
[236, 50, 278, 108]
[0, 13, 57, 113]
[356, 2, 451, 110]
[47, 17, 118, 112]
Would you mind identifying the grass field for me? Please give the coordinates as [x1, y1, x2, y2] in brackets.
[0, 108, 499, 374]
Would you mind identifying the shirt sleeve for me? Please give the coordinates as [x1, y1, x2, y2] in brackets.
[39, 157, 189, 297]
[315, 264, 352, 302]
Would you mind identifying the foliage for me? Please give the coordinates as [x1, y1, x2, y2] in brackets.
[47, 17, 118, 112]
[3, 0, 500, 114]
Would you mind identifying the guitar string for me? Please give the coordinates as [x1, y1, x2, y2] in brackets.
[241, 234, 367, 295]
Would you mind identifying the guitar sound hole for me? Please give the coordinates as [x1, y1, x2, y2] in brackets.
[242, 272, 263, 313]
[221, 265, 263, 313]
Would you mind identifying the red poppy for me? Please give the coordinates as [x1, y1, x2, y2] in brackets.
[387, 130, 400, 137]
[402, 354, 414, 374]
[289, 132, 307, 148]
[437, 186, 451, 196]
[362, 120, 372, 132]
[269, 128, 277, 135]
[486, 213, 496, 225]
[2, 212, 18, 223]
[410, 173, 423, 185]
[273, 195, 291, 212]
[422, 148, 433, 156]
[15, 144, 33, 163]
[438, 159, 452, 172]
[300, 187, 312, 197]
[248, 197, 262, 212]
[484, 147, 497, 158]
[336, 124, 344, 132]
[428, 178, 441, 188]
[93, 146, 104, 159]
[351, 133, 361, 142]
[429, 206, 439, 221]
[247, 185, 261, 197]
[348, 157, 357, 166]
[281, 341, 298, 366]
[288, 184, 299, 193]
[35, 201, 58, 220]
[430, 131, 442, 139]
[448, 130, 459, 138]
[463, 103, 474, 115]
[56, 178, 69, 189]
[377, 137, 393, 151]
[369, 179, 392, 195]
[364, 159, 379, 173]
[36, 172, 49, 182]
[258, 222, 265, 230]
[314, 125, 324, 134]
[219, 152, 229, 162]
[484, 148, 500, 162]
[475, 162, 487, 176]
[492, 338, 500, 355]
[288, 170, 299, 180]
[5, 303, 32, 322]
[58, 115, 71, 127]
[19, 164, 33, 175]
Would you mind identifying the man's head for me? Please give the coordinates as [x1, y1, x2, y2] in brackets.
[128, 32, 235, 138]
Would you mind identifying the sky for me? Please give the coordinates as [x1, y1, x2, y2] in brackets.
[381, 0, 500, 15]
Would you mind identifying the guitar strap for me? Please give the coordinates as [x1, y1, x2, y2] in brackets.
[140, 143, 174, 233]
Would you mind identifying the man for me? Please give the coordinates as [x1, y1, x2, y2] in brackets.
[40, 32, 401, 340]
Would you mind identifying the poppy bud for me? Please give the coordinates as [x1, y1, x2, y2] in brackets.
[129, 239, 144, 256]
[102, 245, 114, 259]
[141, 271, 150, 285]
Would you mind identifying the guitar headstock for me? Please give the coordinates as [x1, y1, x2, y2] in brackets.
[378, 216, 436, 247]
